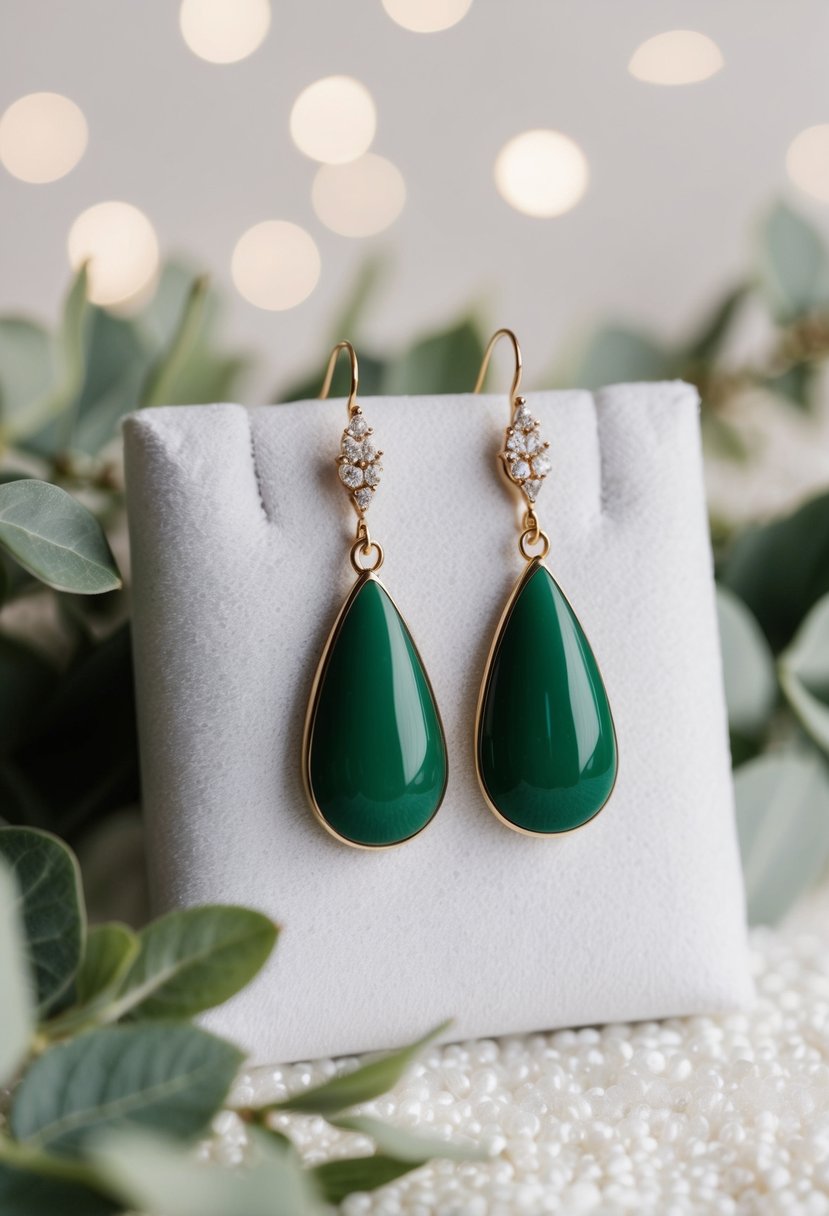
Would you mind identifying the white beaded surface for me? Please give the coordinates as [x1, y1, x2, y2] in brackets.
[212, 911, 829, 1215]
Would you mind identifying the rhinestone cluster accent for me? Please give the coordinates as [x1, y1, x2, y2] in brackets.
[500, 396, 551, 504]
[336, 409, 383, 514]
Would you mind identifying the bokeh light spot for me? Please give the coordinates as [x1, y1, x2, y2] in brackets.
[0, 92, 88, 184]
[495, 130, 589, 218]
[312, 154, 406, 237]
[628, 30, 724, 85]
[787, 125, 829, 203]
[231, 221, 321, 310]
[68, 202, 160, 307]
[381, 0, 472, 33]
[290, 76, 376, 164]
[179, 0, 270, 64]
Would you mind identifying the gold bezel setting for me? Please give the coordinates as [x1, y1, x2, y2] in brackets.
[302, 570, 449, 851]
[473, 557, 619, 839]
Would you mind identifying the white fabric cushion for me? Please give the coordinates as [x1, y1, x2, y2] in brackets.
[123, 383, 752, 1063]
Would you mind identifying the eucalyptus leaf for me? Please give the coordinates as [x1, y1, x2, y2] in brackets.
[333, 1114, 486, 1163]
[720, 489, 829, 653]
[684, 285, 749, 364]
[0, 480, 120, 594]
[735, 750, 829, 925]
[382, 319, 484, 395]
[10, 267, 91, 451]
[0, 827, 84, 1013]
[0, 861, 34, 1086]
[0, 1142, 118, 1216]
[140, 261, 204, 346]
[68, 307, 152, 454]
[105, 904, 278, 1021]
[311, 1154, 421, 1204]
[93, 1127, 319, 1216]
[573, 325, 677, 390]
[759, 202, 829, 322]
[779, 592, 829, 755]
[137, 264, 249, 407]
[716, 585, 777, 742]
[276, 1021, 450, 1115]
[76, 922, 140, 1005]
[140, 275, 211, 408]
[0, 319, 54, 433]
[331, 254, 387, 340]
[11, 1023, 243, 1156]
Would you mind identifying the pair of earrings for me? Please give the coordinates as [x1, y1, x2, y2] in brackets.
[302, 330, 618, 849]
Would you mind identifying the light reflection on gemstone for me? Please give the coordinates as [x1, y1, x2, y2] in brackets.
[339, 463, 364, 489]
[500, 398, 552, 504]
[348, 414, 369, 438]
[343, 436, 364, 462]
[337, 407, 382, 513]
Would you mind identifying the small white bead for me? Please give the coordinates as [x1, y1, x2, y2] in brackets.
[209, 919, 829, 1213]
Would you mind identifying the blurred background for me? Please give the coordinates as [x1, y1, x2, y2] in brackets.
[2, 0, 829, 928]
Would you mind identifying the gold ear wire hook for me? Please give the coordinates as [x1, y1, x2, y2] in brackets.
[320, 340, 359, 415]
[473, 328, 523, 403]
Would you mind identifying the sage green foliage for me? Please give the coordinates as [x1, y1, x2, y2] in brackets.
[0, 479, 120, 594]
[0, 827, 473, 1215]
[0, 862, 34, 1087]
[276, 1021, 452, 1115]
[0, 262, 250, 846]
[93, 1128, 317, 1216]
[0, 827, 85, 1012]
[75, 923, 139, 1007]
[11, 1024, 244, 1156]
[2, 203, 829, 927]
[718, 519, 829, 923]
[112, 904, 279, 1021]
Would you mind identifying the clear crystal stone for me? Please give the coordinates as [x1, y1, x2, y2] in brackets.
[354, 487, 374, 510]
[524, 479, 542, 502]
[364, 463, 382, 487]
[343, 436, 364, 463]
[361, 441, 376, 463]
[515, 406, 534, 432]
[339, 463, 364, 489]
[525, 432, 543, 455]
[532, 454, 552, 477]
[348, 414, 369, 438]
[506, 431, 528, 455]
[511, 459, 531, 481]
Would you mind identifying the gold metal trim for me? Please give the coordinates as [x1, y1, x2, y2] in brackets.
[473, 557, 619, 839]
[320, 339, 359, 414]
[302, 570, 449, 851]
[474, 327, 523, 401]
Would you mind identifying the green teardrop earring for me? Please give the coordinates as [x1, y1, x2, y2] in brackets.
[303, 341, 448, 849]
[473, 329, 618, 837]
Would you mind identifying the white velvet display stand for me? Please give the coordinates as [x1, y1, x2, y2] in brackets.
[123, 383, 752, 1064]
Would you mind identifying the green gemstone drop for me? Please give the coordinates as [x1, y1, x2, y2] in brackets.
[477, 561, 617, 835]
[307, 576, 447, 847]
